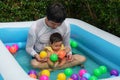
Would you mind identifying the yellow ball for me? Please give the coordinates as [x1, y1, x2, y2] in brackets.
[41, 69, 50, 77]
[39, 51, 47, 58]
[57, 73, 66, 80]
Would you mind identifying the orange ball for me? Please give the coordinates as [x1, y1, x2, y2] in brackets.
[29, 74, 37, 79]
[57, 50, 66, 59]
[68, 78, 73, 80]
[9, 46, 17, 54]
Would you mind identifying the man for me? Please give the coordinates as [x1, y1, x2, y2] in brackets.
[26, 3, 86, 70]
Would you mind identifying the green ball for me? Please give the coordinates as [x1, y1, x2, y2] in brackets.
[99, 66, 107, 74]
[89, 76, 98, 80]
[64, 68, 73, 76]
[50, 53, 58, 62]
[71, 41, 78, 48]
[70, 39, 73, 46]
[93, 68, 101, 77]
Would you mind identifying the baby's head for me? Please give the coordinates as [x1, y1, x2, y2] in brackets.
[50, 32, 63, 51]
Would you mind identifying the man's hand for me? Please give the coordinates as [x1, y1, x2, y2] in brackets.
[34, 54, 41, 61]
[34, 54, 47, 62]
[64, 47, 70, 53]
[66, 54, 73, 62]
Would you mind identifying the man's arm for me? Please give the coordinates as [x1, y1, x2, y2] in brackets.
[26, 23, 37, 57]
[63, 24, 72, 54]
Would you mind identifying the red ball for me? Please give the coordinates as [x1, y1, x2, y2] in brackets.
[9, 46, 17, 54]
[57, 50, 66, 59]
[12, 44, 19, 51]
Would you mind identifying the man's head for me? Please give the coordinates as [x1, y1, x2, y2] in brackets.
[46, 3, 66, 23]
[45, 3, 66, 29]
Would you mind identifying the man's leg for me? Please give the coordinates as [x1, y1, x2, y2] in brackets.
[31, 54, 86, 70]
[31, 59, 49, 69]
[53, 54, 86, 70]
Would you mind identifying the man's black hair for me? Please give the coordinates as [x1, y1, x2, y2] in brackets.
[46, 3, 66, 23]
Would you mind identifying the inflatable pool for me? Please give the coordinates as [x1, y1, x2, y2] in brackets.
[0, 18, 120, 80]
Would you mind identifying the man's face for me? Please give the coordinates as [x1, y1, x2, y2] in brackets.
[45, 18, 61, 29]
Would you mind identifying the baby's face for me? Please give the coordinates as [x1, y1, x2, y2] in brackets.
[51, 41, 62, 51]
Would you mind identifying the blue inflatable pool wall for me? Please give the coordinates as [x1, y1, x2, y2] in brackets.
[0, 28, 28, 49]
[0, 24, 120, 71]
[70, 24, 120, 71]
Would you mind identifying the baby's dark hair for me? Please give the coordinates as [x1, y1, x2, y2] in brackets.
[50, 32, 63, 44]
[46, 3, 66, 23]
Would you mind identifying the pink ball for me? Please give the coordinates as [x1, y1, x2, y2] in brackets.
[79, 69, 87, 77]
[39, 75, 49, 80]
[12, 44, 19, 51]
[6, 45, 11, 51]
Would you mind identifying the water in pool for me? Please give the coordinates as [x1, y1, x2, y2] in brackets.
[14, 49, 110, 80]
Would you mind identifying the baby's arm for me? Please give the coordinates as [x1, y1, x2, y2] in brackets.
[59, 58, 66, 67]
[44, 48, 55, 68]
[54, 61, 59, 68]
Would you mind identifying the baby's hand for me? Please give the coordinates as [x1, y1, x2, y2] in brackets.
[54, 62, 59, 68]
[40, 57, 48, 62]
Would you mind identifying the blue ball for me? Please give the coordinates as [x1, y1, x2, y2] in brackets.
[83, 73, 91, 79]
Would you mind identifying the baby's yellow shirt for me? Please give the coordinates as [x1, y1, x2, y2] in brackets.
[45, 44, 65, 54]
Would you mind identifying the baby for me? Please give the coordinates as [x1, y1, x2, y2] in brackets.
[44, 32, 70, 68]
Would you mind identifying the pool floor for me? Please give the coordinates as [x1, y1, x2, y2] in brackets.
[14, 49, 110, 80]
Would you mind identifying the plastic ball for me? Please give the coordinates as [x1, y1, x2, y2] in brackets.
[64, 68, 73, 76]
[71, 74, 79, 80]
[99, 66, 107, 74]
[89, 76, 98, 80]
[68, 78, 73, 80]
[119, 74, 120, 76]
[50, 53, 58, 62]
[40, 51, 47, 58]
[6, 45, 11, 51]
[18, 42, 24, 49]
[29, 74, 37, 79]
[39, 75, 49, 80]
[12, 44, 19, 51]
[80, 77, 88, 80]
[83, 73, 91, 79]
[71, 41, 78, 48]
[79, 69, 87, 77]
[93, 68, 101, 77]
[57, 73, 66, 80]
[28, 70, 37, 75]
[9, 46, 17, 54]
[110, 69, 119, 76]
[41, 69, 50, 77]
[70, 39, 73, 45]
[110, 75, 116, 78]
[57, 50, 66, 59]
